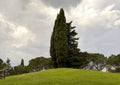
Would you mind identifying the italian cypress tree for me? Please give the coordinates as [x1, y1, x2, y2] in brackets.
[50, 8, 68, 68]
[20, 59, 24, 66]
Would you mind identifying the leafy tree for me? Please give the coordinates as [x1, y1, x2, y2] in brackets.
[106, 54, 120, 72]
[69, 53, 85, 68]
[107, 54, 120, 67]
[28, 57, 51, 72]
[12, 65, 29, 75]
[50, 8, 68, 68]
[10, 59, 28, 75]
[5, 58, 12, 75]
[0, 58, 6, 70]
[85, 53, 106, 71]
[107, 55, 115, 66]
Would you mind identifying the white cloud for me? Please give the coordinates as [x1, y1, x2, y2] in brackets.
[11, 26, 35, 48]
[0, 14, 35, 48]
[66, 0, 120, 56]
[68, 0, 120, 29]
[0, 13, 36, 65]
[114, 19, 120, 26]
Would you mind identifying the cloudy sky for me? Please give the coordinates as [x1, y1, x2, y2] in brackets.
[0, 0, 120, 66]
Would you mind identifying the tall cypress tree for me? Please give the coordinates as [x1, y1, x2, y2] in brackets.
[50, 8, 68, 68]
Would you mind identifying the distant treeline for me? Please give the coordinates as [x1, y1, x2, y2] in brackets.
[0, 57, 52, 76]
[0, 53, 120, 76]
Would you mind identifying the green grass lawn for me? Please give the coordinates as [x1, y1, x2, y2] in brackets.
[0, 68, 120, 85]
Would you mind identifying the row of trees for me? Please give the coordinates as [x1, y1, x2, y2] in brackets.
[1, 53, 120, 76]
[0, 57, 52, 76]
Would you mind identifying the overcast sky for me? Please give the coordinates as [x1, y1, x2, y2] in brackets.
[0, 0, 120, 66]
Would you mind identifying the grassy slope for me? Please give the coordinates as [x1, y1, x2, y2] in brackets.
[0, 68, 120, 85]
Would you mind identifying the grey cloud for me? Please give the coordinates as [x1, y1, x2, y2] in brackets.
[41, 0, 81, 9]
[101, 0, 120, 10]
[19, 0, 31, 10]
[79, 24, 120, 56]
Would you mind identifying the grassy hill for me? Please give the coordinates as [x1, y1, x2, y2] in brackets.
[0, 68, 120, 85]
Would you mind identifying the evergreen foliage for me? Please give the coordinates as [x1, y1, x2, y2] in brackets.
[50, 8, 86, 68]
[0, 58, 6, 70]
[20, 59, 24, 66]
[50, 8, 68, 68]
[66, 21, 80, 67]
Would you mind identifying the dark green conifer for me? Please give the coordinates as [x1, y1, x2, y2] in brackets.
[50, 8, 68, 68]
[20, 59, 24, 66]
[66, 21, 80, 67]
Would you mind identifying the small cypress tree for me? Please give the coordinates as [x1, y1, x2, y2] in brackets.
[50, 8, 68, 68]
[20, 59, 24, 66]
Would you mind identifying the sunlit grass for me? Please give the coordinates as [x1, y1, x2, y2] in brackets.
[0, 68, 120, 85]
